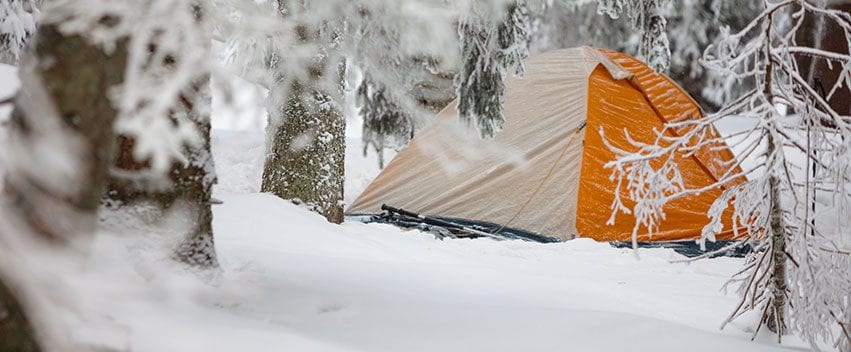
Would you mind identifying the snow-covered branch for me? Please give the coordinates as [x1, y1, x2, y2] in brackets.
[605, 0, 851, 347]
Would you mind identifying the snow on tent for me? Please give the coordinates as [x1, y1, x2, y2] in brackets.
[348, 47, 746, 250]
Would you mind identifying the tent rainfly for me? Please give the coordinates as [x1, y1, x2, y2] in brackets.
[348, 47, 745, 243]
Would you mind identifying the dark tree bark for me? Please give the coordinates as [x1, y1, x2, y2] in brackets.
[2, 23, 127, 351]
[104, 3, 218, 268]
[6, 24, 125, 241]
[0, 278, 40, 352]
[105, 78, 219, 268]
[795, 1, 851, 116]
[262, 80, 345, 223]
[766, 153, 788, 335]
[260, 6, 345, 224]
[171, 98, 218, 267]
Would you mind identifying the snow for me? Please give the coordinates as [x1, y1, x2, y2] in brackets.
[115, 124, 796, 352]
[70, 190, 806, 352]
[0, 63, 16, 96]
[72, 187, 801, 351]
[213, 194, 786, 352]
[210, 69, 267, 132]
[0, 60, 815, 352]
[0, 63, 17, 121]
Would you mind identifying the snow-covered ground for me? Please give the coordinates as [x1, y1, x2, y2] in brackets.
[202, 128, 807, 352]
[70, 186, 804, 352]
[0, 63, 817, 351]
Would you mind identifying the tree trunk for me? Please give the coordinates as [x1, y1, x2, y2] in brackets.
[0, 278, 40, 352]
[105, 77, 219, 268]
[762, 11, 786, 336]
[262, 81, 345, 223]
[795, 1, 851, 116]
[766, 173, 787, 335]
[173, 85, 218, 267]
[6, 24, 125, 242]
[3, 23, 127, 350]
[766, 132, 787, 336]
[105, 3, 218, 267]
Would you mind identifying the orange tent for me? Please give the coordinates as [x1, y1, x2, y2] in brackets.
[348, 47, 744, 242]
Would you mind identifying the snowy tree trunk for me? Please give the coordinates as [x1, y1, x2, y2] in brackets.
[260, 2, 345, 223]
[171, 81, 218, 267]
[5, 24, 125, 242]
[104, 2, 218, 268]
[0, 279, 40, 352]
[766, 136, 787, 335]
[262, 80, 345, 223]
[106, 77, 219, 268]
[2, 23, 126, 350]
[763, 14, 786, 334]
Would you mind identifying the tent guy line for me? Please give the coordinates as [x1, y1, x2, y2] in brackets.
[493, 120, 587, 236]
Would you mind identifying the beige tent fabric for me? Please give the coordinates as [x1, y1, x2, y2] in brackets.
[347, 47, 628, 240]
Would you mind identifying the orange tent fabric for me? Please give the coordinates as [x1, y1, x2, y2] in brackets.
[580, 60, 743, 241]
[348, 47, 744, 242]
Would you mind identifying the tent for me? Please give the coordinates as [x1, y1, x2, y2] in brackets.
[348, 47, 745, 243]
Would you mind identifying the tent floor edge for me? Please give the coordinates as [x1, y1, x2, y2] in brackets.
[608, 240, 752, 258]
[345, 210, 560, 243]
[347, 213, 751, 258]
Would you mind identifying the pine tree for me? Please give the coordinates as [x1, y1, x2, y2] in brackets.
[367, 57, 456, 148]
[536, 0, 760, 111]
[665, 0, 761, 110]
[171, 88, 218, 267]
[356, 75, 414, 168]
[456, 0, 530, 138]
[349, 6, 456, 167]
[0, 0, 37, 64]
[533, 0, 632, 54]
[596, 0, 670, 72]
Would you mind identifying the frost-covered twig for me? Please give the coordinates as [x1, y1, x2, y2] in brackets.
[605, 0, 851, 347]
